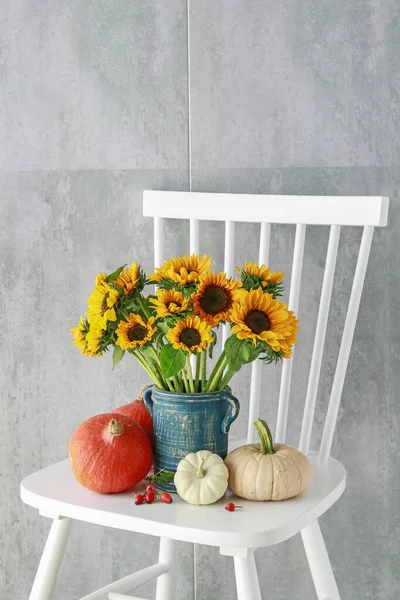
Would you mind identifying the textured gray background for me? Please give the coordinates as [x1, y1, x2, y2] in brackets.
[1, 1, 399, 599]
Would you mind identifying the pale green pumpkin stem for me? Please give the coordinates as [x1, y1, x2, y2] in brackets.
[254, 419, 275, 455]
[185, 355, 195, 393]
[201, 350, 207, 392]
[196, 458, 206, 478]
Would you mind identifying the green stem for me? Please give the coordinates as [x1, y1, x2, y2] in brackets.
[201, 350, 207, 392]
[181, 368, 190, 393]
[195, 352, 201, 392]
[206, 351, 225, 385]
[218, 368, 236, 391]
[136, 294, 151, 320]
[254, 419, 275, 455]
[206, 355, 228, 392]
[173, 374, 183, 392]
[145, 346, 174, 391]
[137, 348, 163, 385]
[133, 350, 164, 388]
[185, 355, 195, 393]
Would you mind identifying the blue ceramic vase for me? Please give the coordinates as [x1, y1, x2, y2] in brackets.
[143, 385, 240, 492]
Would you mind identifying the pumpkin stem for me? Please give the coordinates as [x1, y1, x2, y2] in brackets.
[138, 384, 150, 400]
[254, 419, 275, 455]
[108, 418, 124, 436]
[196, 458, 207, 478]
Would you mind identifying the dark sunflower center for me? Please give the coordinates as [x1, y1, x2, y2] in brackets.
[179, 327, 201, 347]
[199, 285, 230, 314]
[128, 324, 147, 342]
[244, 309, 271, 334]
[101, 294, 109, 315]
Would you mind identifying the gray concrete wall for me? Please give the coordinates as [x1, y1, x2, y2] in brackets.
[1, 1, 399, 598]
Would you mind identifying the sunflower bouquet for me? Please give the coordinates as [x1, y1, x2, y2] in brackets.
[71, 255, 298, 393]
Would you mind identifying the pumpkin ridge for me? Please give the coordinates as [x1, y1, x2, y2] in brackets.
[238, 452, 256, 497]
[279, 452, 303, 496]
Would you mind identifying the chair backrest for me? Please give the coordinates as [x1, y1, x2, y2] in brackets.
[143, 190, 389, 464]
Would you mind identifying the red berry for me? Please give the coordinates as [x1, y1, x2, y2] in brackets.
[146, 484, 156, 494]
[225, 503, 243, 512]
[160, 492, 173, 504]
[135, 494, 144, 505]
[145, 491, 155, 503]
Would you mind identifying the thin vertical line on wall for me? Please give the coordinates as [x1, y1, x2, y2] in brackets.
[187, 0, 192, 192]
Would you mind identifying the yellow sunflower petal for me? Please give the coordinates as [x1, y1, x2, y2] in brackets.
[191, 271, 241, 326]
[167, 316, 213, 354]
[230, 287, 298, 353]
[149, 289, 189, 318]
[116, 315, 157, 350]
[115, 262, 140, 295]
[150, 254, 211, 286]
[87, 280, 119, 329]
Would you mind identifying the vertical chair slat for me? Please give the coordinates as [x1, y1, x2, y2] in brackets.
[190, 219, 200, 254]
[275, 224, 307, 443]
[299, 225, 341, 455]
[189, 219, 200, 371]
[247, 222, 272, 443]
[154, 217, 164, 269]
[319, 226, 375, 464]
[222, 221, 236, 345]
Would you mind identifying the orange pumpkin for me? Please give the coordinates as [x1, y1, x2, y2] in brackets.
[114, 387, 153, 442]
[69, 413, 153, 493]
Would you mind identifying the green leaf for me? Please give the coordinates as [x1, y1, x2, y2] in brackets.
[224, 336, 261, 372]
[159, 343, 186, 378]
[112, 345, 125, 369]
[105, 265, 126, 283]
[154, 470, 175, 484]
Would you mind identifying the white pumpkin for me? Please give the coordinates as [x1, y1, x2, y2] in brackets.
[224, 419, 312, 501]
[174, 450, 229, 505]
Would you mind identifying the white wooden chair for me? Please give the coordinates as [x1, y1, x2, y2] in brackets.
[21, 190, 389, 600]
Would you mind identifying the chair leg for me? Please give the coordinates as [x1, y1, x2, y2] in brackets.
[301, 520, 341, 600]
[233, 550, 262, 600]
[29, 517, 71, 600]
[155, 537, 178, 600]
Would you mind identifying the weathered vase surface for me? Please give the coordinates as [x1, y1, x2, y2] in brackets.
[143, 386, 240, 492]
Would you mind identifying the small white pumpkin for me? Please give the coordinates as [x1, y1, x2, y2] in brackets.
[174, 450, 229, 505]
[225, 419, 312, 501]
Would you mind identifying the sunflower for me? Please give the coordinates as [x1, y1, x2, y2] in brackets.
[116, 315, 157, 350]
[115, 262, 140, 295]
[95, 272, 107, 286]
[167, 316, 213, 354]
[237, 261, 284, 288]
[70, 317, 90, 355]
[70, 317, 104, 357]
[191, 272, 241, 326]
[231, 288, 298, 352]
[150, 254, 211, 286]
[87, 280, 119, 329]
[85, 326, 105, 357]
[149, 289, 189, 318]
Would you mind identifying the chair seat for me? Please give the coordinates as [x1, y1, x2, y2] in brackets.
[20, 452, 345, 549]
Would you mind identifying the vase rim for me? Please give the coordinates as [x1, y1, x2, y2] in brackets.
[151, 385, 231, 397]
